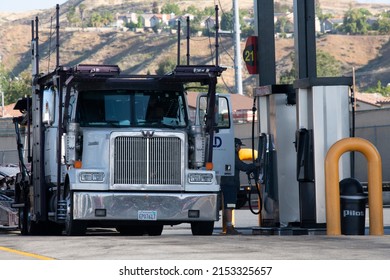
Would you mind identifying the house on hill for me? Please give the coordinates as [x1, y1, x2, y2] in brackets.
[0, 103, 22, 118]
[321, 18, 343, 33]
[355, 92, 390, 110]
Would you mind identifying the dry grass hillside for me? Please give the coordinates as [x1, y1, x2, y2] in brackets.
[1, 0, 390, 95]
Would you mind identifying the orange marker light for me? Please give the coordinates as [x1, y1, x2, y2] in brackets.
[205, 162, 213, 170]
[74, 160, 82, 169]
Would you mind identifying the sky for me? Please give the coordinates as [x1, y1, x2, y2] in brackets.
[0, 0, 67, 12]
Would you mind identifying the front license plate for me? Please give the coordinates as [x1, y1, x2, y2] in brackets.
[138, 210, 157, 221]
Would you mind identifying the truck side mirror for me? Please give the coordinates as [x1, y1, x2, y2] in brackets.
[42, 88, 56, 126]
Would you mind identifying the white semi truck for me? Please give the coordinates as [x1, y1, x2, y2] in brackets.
[12, 7, 234, 236]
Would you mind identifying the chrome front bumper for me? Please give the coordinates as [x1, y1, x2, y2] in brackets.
[73, 191, 219, 221]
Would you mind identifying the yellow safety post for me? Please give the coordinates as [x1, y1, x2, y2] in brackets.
[221, 194, 235, 233]
[221, 209, 235, 233]
[325, 137, 384, 235]
[222, 195, 227, 234]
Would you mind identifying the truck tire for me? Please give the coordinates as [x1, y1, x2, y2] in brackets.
[19, 207, 29, 235]
[191, 221, 214, 235]
[65, 189, 86, 236]
[19, 206, 63, 235]
[19, 203, 45, 235]
[19, 207, 39, 235]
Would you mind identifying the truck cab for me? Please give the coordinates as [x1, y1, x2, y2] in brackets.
[14, 64, 234, 236]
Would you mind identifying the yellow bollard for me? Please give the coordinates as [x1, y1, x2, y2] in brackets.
[325, 137, 384, 235]
[221, 194, 235, 233]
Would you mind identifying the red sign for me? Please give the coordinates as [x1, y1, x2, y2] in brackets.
[243, 36, 258, 74]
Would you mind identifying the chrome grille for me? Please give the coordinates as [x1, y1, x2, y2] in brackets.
[114, 136, 182, 185]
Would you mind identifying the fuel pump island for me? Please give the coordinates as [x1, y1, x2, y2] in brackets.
[248, 0, 384, 235]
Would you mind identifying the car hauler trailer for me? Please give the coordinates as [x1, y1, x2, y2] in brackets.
[12, 5, 234, 236]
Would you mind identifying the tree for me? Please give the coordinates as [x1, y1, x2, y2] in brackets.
[79, 4, 86, 28]
[88, 11, 114, 27]
[89, 12, 103, 27]
[161, 3, 181, 15]
[156, 58, 176, 75]
[316, 0, 332, 33]
[279, 51, 342, 83]
[342, 8, 371, 35]
[136, 15, 144, 28]
[185, 5, 199, 15]
[152, 1, 159, 14]
[221, 12, 234, 31]
[101, 11, 114, 26]
[203, 7, 215, 17]
[66, 6, 79, 27]
[376, 11, 390, 34]
[316, 51, 342, 77]
[315, 0, 323, 16]
[0, 66, 31, 105]
[366, 80, 390, 96]
[220, 10, 246, 32]
[241, 26, 254, 38]
[279, 53, 296, 84]
[275, 16, 288, 33]
[274, 2, 292, 13]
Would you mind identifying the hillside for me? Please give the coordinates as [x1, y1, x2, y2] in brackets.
[1, 0, 390, 95]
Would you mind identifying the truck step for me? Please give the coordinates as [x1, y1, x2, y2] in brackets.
[57, 200, 67, 221]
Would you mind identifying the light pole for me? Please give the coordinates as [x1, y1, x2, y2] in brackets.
[233, 0, 243, 95]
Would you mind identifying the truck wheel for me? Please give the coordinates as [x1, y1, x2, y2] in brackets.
[19, 207, 35, 235]
[18, 187, 41, 235]
[19, 207, 28, 235]
[191, 221, 214, 235]
[19, 205, 43, 235]
[65, 189, 86, 236]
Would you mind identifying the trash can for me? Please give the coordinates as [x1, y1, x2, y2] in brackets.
[339, 178, 368, 235]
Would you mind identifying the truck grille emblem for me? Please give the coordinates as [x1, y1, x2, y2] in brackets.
[142, 130, 155, 138]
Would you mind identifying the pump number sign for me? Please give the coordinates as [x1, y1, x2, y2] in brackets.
[243, 36, 258, 74]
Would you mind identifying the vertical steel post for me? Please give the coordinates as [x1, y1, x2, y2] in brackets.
[233, 0, 243, 95]
[256, 0, 275, 85]
[56, 4, 60, 68]
[186, 17, 190, 65]
[177, 20, 181, 66]
[293, 0, 317, 79]
[215, 5, 219, 67]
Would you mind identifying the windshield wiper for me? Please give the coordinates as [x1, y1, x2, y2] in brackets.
[105, 120, 121, 127]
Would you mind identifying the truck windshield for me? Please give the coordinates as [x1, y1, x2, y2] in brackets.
[76, 90, 187, 128]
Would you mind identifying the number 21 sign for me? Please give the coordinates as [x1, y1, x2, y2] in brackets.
[243, 36, 258, 75]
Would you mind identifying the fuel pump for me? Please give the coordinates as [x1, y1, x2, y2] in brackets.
[295, 128, 316, 226]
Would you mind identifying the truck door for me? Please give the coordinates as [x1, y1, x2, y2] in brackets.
[196, 93, 234, 177]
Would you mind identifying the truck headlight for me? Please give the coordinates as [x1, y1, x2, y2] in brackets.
[188, 173, 214, 184]
[80, 172, 105, 182]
